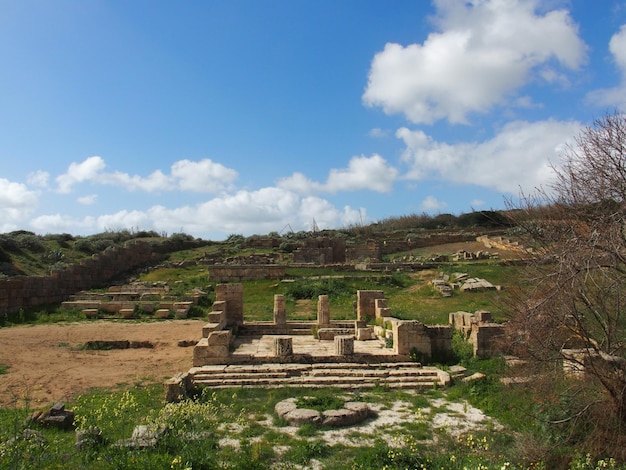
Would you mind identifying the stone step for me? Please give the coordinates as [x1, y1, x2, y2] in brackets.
[189, 362, 446, 390]
[192, 376, 439, 390]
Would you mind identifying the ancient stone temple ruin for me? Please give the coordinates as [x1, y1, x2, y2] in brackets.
[164, 284, 474, 401]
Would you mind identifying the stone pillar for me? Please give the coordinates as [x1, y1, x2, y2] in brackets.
[335, 335, 354, 356]
[375, 298, 391, 318]
[274, 294, 286, 326]
[317, 295, 330, 328]
[273, 336, 293, 357]
[216, 283, 244, 326]
[356, 290, 384, 322]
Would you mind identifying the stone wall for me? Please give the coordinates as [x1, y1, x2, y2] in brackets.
[208, 265, 285, 282]
[292, 237, 346, 264]
[476, 235, 528, 253]
[0, 241, 161, 314]
[346, 240, 380, 262]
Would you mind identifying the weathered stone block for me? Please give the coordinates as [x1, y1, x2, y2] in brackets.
[357, 290, 384, 321]
[82, 308, 98, 319]
[274, 294, 286, 326]
[317, 295, 330, 327]
[273, 336, 293, 357]
[163, 372, 190, 402]
[119, 308, 135, 319]
[335, 335, 354, 355]
[393, 320, 431, 357]
[155, 309, 171, 319]
[356, 327, 373, 341]
[318, 328, 352, 340]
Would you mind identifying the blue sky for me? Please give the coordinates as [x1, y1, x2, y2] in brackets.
[1, 0, 626, 240]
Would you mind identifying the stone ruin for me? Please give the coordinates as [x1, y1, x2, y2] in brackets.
[59, 281, 207, 319]
[431, 272, 499, 298]
[449, 310, 505, 358]
[164, 283, 505, 402]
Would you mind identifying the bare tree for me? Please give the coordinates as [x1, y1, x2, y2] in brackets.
[507, 113, 626, 446]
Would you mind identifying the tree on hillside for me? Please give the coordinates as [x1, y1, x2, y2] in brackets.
[506, 112, 626, 455]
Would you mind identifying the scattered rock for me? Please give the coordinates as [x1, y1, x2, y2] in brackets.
[75, 426, 104, 450]
[30, 402, 74, 430]
[462, 372, 487, 383]
[114, 425, 167, 449]
[5, 428, 46, 448]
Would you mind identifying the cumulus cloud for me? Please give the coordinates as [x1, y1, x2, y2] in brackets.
[27, 170, 49, 188]
[100, 169, 171, 192]
[363, 0, 587, 124]
[54, 156, 238, 193]
[0, 178, 39, 232]
[278, 154, 398, 195]
[420, 195, 447, 211]
[56, 156, 106, 193]
[397, 119, 582, 194]
[77, 194, 98, 205]
[171, 159, 238, 192]
[28, 188, 367, 239]
[586, 24, 626, 107]
[368, 128, 390, 138]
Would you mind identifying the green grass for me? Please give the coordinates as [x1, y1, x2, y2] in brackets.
[1, 376, 624, 469]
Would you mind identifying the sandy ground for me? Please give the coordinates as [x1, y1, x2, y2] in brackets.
[0, 319, 205, 408]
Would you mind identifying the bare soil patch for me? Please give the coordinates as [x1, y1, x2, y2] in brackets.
[0, 319, 205, 408]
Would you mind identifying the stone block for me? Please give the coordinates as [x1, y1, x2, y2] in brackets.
[82, 308, 98, 319]
[318, 328, 353, 340]
[356, 327, 373, 341]
[357, 290, 384, 321]
[317, 295, 330, 327]
[207, 330, 231, 347]
[208, 311, 223, 323]
[273, 336, 293, 357]
[155, 309, 171, 319]
[393, 320, 431, 357]
[335, 335, 354, 355]
[274, 294, 286, 326]
[119, 308, 135, 319]
[216, 284, 243, 326]
[163, 372, 190, 403]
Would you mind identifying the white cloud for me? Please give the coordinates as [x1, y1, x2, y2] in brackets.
[171, 159, 238, 192]
[100, 169, 172, 192]
[470, 198, 485, 207]
[28, 187, 367, 239]
[54, 156, 239, 193]
[368, 128, 390, 138]
[276, 172, 324, 195]
[27, 170, 49, 188]
[397, 119, 582, 193]
[56, 156, 106, 193]
[363, 0, 587, 124]
[77, 194, 98, 205]
[278, 154, 398, 195]
[0, 178, 39, 232]
[420, 195, 447, 211]
[586, 24, 626, 107]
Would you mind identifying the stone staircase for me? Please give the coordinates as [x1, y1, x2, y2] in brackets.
[188, 362, 450, 390]
[236, 320, 356, 336]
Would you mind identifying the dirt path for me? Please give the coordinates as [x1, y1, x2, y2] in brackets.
[0, 319, 205, 408]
